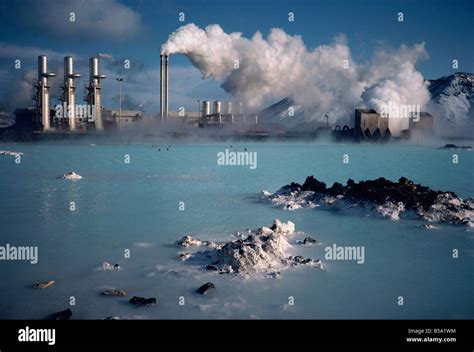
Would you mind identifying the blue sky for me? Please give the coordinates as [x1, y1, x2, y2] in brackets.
[0, 0, 473, 114]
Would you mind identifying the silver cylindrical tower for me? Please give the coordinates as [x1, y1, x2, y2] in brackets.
[223, 101, 232, 114]
[202, 101, 211, 117]
[160, 55, 164, 122]
[85, 57, 106, 131]
[213, 101, 221, 114]
[34, 55, 55, 131]
[62, 56, 81, 131]
[165, 55, 169, 120]
[38, 55, 47, 84]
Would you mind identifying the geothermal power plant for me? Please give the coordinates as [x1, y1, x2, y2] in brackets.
[2, 51, 432, 140]
[22, 53, 254, 135]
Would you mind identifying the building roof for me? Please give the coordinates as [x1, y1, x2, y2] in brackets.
[355, 108, 378, 114]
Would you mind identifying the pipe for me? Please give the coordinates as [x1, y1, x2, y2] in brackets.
[160, 54, 164, 122]
[165, 55, 169, 120]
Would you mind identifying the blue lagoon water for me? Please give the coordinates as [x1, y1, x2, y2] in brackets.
[0, 142, 473, 319]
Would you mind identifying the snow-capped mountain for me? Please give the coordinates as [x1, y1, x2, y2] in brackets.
[258, 72, 474, 130]
[427, 72, 473, 125]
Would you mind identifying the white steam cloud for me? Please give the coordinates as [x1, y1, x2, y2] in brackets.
[161, 23, 431, 124]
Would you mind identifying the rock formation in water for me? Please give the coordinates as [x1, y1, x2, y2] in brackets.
[438, 144, 472, 150]
[49, 308, 72, 320]
[129, 296, 157, 307]
[61, 171, 82, 180]
[33, 280, 55, 289]
[96, 262, 121, 271]
[177, 219, 322, 278]
[102, 289, 127, 297]
[262, 176, 473, 225]
[0, 150, 24, 157]
[196, 282, 215, 295]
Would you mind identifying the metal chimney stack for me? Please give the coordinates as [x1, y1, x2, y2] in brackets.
[85, 57, 106, 131]
[62, 56, 81, 131]
[160, 54, 169, 122]
[34, 55, 56, 131]
[160, 55, 164, 122]
[165, 55, 169, 121]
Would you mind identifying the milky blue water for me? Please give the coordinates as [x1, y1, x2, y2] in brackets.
[0, 141, 473, 319]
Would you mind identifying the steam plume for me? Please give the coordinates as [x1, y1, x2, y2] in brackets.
[162, 23, 431, 124]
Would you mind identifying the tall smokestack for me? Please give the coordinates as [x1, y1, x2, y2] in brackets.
[160, 54, 164, 123]
[62, 56, 81, 131]
[165, 55, 169, 120]
[85, 57, 106, 131]
[34, 55, 55, 131]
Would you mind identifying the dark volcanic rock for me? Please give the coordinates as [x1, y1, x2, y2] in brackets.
[303, 237, 319, 245]
[196, 282, 215, 295]
[302, 176, 327, 193]
[129, 296, 157, 306]
[265, 176, 473, 224]
[205, 264, 219, 271]
[439, 144, 472, 150]
[50, 308, 72, 320]
[327, 182, 345, 196]
[281, 182, 302, 193]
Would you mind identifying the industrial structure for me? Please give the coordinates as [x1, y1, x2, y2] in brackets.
[84, 57, 107, 132]
[158, 54, 257, 129]
[410, 112, 434, 132]
[354, 108, 391, 138]
[60, 56, 81, 131]
[197, 100, 257, 127]
[29, 55, 110, 134]
[351, 108, 433, 139]
[159, 54, 170, 122]
[33, 55, 56, 131]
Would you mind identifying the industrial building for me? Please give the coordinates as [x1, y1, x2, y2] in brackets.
[353, 108, 433, 140]
[409, 112, 434, 132]
[355, 108, 391, 138]
[102, 109, 143, 128]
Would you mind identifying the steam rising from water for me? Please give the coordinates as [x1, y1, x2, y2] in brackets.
[161, 23, 431, 124]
